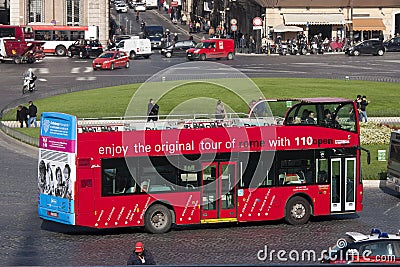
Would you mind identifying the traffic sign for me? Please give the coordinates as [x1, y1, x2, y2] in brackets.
[231, 25, 238, 32]
[253, 17, 262, 26]
[230, 18, 237, 25]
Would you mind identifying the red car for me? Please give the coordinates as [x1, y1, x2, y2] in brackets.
[92, 50, 130, 70]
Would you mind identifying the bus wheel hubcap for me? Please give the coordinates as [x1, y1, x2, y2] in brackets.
[291, 204, 305, 219]
[151, 212, 165, 227]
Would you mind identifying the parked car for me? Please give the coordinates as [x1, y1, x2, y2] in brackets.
[345, 39, 385, 56]
[92, 50, 130, 70]
[115, 3, 128, 13]
[67, 39, 103, 58]
[134, 2, 146, 12]
[186, 38, 235, 60]
[383, 36, 400, 52]
[321, 228, 400, 264]
[161, 40, 197, 58]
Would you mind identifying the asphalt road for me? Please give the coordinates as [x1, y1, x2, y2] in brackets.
[1, 12, 400, 265]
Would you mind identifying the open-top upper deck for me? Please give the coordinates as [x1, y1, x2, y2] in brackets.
[76, 98, 357, 133]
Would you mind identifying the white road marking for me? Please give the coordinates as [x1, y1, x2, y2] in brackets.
[84, 67, 93, 73]
[76, 76, 96, 81]
[383, 202, 400, 215]
[71, 67, 81, 73]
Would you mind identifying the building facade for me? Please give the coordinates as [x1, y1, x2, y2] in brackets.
[264, 6, 400, 42]
[186, 0, 400, 42]
[7, 0, 109, 45]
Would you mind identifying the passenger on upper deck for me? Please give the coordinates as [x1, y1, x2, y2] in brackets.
[306, 111, 316, 124]
[300, 109, 309, 124]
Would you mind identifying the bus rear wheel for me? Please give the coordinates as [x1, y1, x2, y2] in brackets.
[144, 204, 172, 234]
[285, 196, 311, 225]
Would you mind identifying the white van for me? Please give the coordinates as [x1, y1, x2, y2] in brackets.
[116, 38, 152, 59]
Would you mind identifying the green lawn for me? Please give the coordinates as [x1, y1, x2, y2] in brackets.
[362, 144, 389, 180]
[2, 78, 400, 120]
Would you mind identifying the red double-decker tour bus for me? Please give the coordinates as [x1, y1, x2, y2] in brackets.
[38, 98, 370, 233]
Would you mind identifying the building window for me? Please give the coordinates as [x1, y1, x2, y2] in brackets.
[66, 0, 80, 26]
[28, 0, 43, 23]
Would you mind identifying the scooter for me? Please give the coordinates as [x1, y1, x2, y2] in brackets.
[22, 75, 36, 94]
[279, 42, 288, 55]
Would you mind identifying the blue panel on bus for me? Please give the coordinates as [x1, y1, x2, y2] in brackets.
[38, 207, 75, 225]
[39, 194, 74, 213]
[40, 112, 77, 140]
[38, 194, 75, 225]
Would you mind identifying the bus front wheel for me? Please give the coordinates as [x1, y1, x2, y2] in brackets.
[285, 196, 311, 225]
[144, 204, 172, 234]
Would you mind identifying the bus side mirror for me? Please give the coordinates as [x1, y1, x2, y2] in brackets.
[360, 147, 371, 164]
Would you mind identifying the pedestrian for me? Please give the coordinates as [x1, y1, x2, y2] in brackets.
[360, 95, 370, 122]
[215, 99, 226, 120]
[127, 241, 156, 265]
[147, 99, 159, 122]
[27, 100, 38, 128]
[248, 99, 257, 117]
[355, 95, 362, 121]
[255, 97, 267, 117]
[16, 105, 28, 128]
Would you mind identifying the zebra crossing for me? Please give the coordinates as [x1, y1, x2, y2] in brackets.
[28, 67, 96, 81]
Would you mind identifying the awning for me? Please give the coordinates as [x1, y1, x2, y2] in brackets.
[283, 13, 346, 25]
[352, 18, 385, 31]
[273, 24, 304, 33]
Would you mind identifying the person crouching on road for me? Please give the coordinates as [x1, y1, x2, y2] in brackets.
[127, 241, 156, 265]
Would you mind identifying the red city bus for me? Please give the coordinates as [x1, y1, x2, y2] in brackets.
[38, 98, 370, 233]
[0, 24, 98, 56]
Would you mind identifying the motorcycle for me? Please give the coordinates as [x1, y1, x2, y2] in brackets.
[310, 40, 324, 54]
[279, 42, 288, 55]
[22, 74, 36, 94]
[289, 42, 299, 55]
[298, 38, 308, 55]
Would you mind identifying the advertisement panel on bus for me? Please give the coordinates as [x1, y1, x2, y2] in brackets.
[38, 112, 77, 224]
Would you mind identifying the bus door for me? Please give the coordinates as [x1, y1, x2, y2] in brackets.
[330, 157, 356, 212]
[201, 162, 237, 222]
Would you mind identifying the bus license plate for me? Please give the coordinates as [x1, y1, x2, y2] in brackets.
[47, 211, 59, 218]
